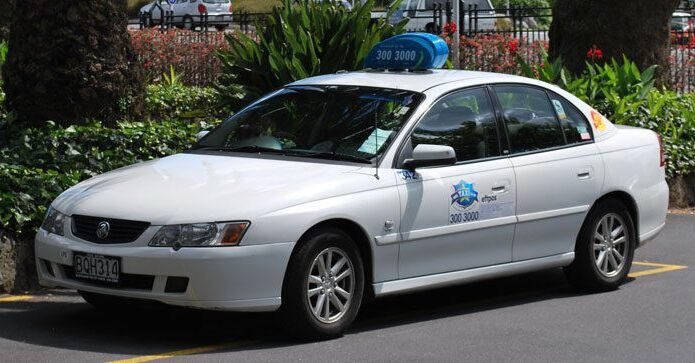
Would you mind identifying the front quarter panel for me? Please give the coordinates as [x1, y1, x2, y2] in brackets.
[249, 168, 401, 283]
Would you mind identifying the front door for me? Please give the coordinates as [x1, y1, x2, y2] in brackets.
[396, 87, 517, 279]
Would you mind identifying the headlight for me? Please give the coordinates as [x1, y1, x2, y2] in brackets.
[148, 222, 249, 248]
[41, 207, 66, 236]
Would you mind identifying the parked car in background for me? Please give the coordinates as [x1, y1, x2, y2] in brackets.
[671, 11, 693, 45]
[141, 0, 233, 31]
[372, 0, 496, 33]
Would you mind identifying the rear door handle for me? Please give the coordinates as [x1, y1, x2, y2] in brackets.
[492, 186, 507, 193]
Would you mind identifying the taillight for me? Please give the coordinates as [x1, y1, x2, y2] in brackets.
[657, 134, 666, 168]
[229, 2, 233, 12]
[198, 4, 207, 13]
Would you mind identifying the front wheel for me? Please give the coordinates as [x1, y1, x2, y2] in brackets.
[281, 227, 365, 340]
[564, 199, 636, 292]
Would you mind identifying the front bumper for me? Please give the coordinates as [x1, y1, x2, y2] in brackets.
[35, 228, 294, 312]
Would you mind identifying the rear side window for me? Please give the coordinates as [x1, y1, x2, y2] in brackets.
[547, 92, 593, 144]
[410, 87, 501, 163]
[493, 85, 565, 154]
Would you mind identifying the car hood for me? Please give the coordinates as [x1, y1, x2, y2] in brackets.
[52, 153, 372, 225]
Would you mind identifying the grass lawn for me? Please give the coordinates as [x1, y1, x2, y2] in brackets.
[234, 0, 280, 12]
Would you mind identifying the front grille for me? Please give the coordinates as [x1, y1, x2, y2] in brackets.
[62, 265, 155, 291]
[72, 215, 150, 244]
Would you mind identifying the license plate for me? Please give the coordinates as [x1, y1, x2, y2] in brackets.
[73, 253, 120, 284]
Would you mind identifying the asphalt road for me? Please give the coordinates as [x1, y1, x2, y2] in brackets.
[1, 214, 693, 362]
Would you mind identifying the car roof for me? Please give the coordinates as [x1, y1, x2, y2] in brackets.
[288, 70, 529, 93]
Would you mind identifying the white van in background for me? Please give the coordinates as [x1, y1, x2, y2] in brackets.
[141, 0, 233, 31]
[373, 0, 496, 33]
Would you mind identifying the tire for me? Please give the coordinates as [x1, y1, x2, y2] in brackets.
[564, 199, 636, 292]
[183, 16, 195, 31]
[281, 227, 365, 340]
[425, 23, 440, 34]
[215, 25, 228, 32]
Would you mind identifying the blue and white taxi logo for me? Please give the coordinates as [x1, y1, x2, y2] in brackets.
[450, 180, 478, 210]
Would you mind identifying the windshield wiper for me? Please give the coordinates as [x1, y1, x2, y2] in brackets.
[298, 151, 373, 164]
[192, 145, 286, 154]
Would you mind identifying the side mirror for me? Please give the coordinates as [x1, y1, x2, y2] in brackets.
[402, 144, 457, 170]
[196, 130, 210, 142]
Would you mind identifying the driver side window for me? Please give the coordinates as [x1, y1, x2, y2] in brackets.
[408, 87, 501, 164]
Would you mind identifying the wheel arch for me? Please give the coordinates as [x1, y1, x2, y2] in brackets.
[289, 218, 375, 299]
[587, 190, 639, 238]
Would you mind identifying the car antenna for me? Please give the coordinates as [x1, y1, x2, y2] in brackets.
[374, 111, 380, 180]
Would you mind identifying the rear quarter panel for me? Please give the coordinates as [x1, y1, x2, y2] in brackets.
[595, 127, 669, 242]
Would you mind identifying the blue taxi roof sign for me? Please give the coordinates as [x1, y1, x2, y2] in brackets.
[364, 33, 449, 71]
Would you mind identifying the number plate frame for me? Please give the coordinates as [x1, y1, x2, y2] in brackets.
[73, 252, 121, 284]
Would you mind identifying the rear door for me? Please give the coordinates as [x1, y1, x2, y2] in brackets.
[490, 85, 603, 261]
[395, 87, 517, 278]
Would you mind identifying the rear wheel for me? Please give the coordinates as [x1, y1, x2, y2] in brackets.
[564, 199, 635, 291]
[281, 227, 365, 340]
[215, 25, 228, 32]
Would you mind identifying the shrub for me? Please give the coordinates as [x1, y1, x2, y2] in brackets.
[0, 119, 219, 238]
[452, 34, 548, 75]
[146, 83, 223, 120]
[130, 29, 228, 87]
[216, 0, 407, 109]
[613, 90, 695, 178]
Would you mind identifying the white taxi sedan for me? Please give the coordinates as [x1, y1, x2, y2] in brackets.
[35, 34, 668, 339]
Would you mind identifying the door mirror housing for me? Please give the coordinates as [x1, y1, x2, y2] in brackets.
[403, 144, 457, 170]
[196, 130, 210, 142]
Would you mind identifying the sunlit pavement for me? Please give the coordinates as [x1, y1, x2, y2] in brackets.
[1, 214, 693, 362]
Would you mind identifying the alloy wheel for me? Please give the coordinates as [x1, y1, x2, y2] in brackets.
[306, 247, 355, 324]
[593, 213, 629, 278]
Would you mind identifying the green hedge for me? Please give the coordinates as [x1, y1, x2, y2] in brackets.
[0, 120, 219, 238]
[145, 83, 222, 120]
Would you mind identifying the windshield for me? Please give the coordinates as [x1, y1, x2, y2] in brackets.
[203, 0, 229, 3]
[194, 86, 423, 164]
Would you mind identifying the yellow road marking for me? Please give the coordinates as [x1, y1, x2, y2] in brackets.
[107, 340, 259, 363]
[629, 261, 688, 278]
[0, 295, 33, 303]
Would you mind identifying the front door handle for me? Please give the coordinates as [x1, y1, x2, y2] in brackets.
[492, 179, 511, 194]
[577, 167, 593, 180]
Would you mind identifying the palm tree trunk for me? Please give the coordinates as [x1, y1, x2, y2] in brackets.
[3, 0, 144, 125]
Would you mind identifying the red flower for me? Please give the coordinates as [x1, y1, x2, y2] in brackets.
[508, 39, 518, 55]
[443, 22, 457, 35]
[595, 49, 603, 60]
[587, 45, 604, 61]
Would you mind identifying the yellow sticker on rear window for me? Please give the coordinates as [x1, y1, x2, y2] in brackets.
[590, 110, 607, 132]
